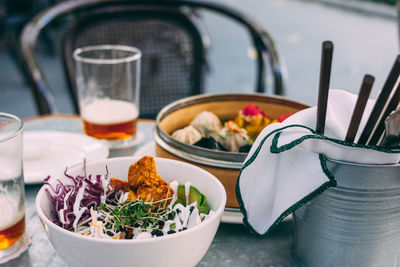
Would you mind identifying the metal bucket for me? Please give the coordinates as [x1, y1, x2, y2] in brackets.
[293, 159, 400, 267]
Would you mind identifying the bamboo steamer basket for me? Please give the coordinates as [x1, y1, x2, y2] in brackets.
[155, 93, 309, 208]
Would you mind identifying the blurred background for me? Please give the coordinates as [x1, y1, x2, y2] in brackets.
[0, 0, 398, 119]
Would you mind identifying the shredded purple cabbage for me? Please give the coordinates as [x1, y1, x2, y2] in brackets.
[43, 161, 117, 231]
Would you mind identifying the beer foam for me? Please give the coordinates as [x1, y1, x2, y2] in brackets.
[82, 99, 139, 125]
[0, 195, 22, 230]
[0, 157, 20, 182]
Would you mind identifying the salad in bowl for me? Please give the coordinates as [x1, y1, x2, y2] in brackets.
[36, 156, 226, 267]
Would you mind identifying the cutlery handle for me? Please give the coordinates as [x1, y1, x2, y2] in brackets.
[316, 41, 334, 135]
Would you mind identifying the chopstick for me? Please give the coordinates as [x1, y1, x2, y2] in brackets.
[368, 80, 400, 145]
[345, 74, 374, 143]
[316, 41, 334, 135]
[357, 55, 400, 145]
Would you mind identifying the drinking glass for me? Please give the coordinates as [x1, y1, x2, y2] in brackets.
[0, 113, 25, 259]
[73, 45, 141, 149]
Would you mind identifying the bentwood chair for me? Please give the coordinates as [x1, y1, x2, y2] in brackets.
[0, 0, 51, 85]
[20, 0, 286, 118]
[62, 7, 208, 118]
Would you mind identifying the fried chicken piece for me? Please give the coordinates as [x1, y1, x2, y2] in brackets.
[128, 156, 166, 188]
[128, 189, 138, 201]
[108, 156, 174, 204]
[109, 178, 130, 192]
[136, 184, 174, 205]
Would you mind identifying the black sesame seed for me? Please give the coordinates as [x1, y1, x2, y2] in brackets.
[176, 209, 181, 214]
[167, 230, 176, 234]
[133, 223, 140, 228]
[106, 230, 113, 236]
[182, 227, 187, 231]
[168, 213, 174, 220]
[158, 221, 165, 227]
[151, 229, 164, 237]
[190, 206, 195, 213]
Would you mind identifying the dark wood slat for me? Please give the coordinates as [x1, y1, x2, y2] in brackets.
[357, 55, 400, 144]
[368, 81, 400, 145]
[316, 41, 334, 135]
[345, 74, 374, 143]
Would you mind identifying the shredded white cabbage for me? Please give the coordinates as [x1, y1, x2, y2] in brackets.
[59, 190, 74, 225]
[72, 181, 88, 231]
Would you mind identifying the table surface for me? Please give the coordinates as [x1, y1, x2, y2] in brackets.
[5, 115, 295, 267]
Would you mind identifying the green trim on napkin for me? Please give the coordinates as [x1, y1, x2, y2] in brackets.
[236, 126, 285, 236]
[236, 124, 399, 237]
[271, 124, 400, 154]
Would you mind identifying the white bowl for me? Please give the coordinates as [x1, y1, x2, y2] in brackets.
[36, 156, 227, 267]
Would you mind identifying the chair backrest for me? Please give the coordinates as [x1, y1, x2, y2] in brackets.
[62, 6, 206, 119]
[20, 0, 287, 117]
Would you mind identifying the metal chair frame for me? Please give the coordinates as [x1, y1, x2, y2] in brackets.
[21, 0, 287, 115]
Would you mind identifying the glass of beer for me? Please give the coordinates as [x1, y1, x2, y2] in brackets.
[0, 113, 25, 259]
[73, 45, 141, 149]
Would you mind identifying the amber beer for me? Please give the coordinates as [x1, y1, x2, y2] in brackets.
[0, 194, 25, 250]
[0, 113, 25, 259]
[82, 98, 139, 141]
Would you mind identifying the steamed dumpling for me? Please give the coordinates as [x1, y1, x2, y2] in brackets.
[171, 125, 202, 145]
[190, 111, 222, 137]
[214, 121, 252, 152]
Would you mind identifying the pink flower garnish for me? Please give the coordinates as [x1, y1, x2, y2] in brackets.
[242, 104, 266, 117]
[277, 113, 293, 122]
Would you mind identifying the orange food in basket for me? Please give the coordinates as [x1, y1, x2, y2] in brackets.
[234, 104, 271, 140]
[234, 104, 292, 140]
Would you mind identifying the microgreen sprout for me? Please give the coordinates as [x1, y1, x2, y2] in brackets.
[94, 196, 175, 238]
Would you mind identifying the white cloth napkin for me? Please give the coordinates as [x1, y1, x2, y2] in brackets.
[236, 89, 400, 236]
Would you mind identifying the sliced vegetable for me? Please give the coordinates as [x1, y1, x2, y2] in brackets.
[43, 164, 116, 231]
[176, 184, 210, 214]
